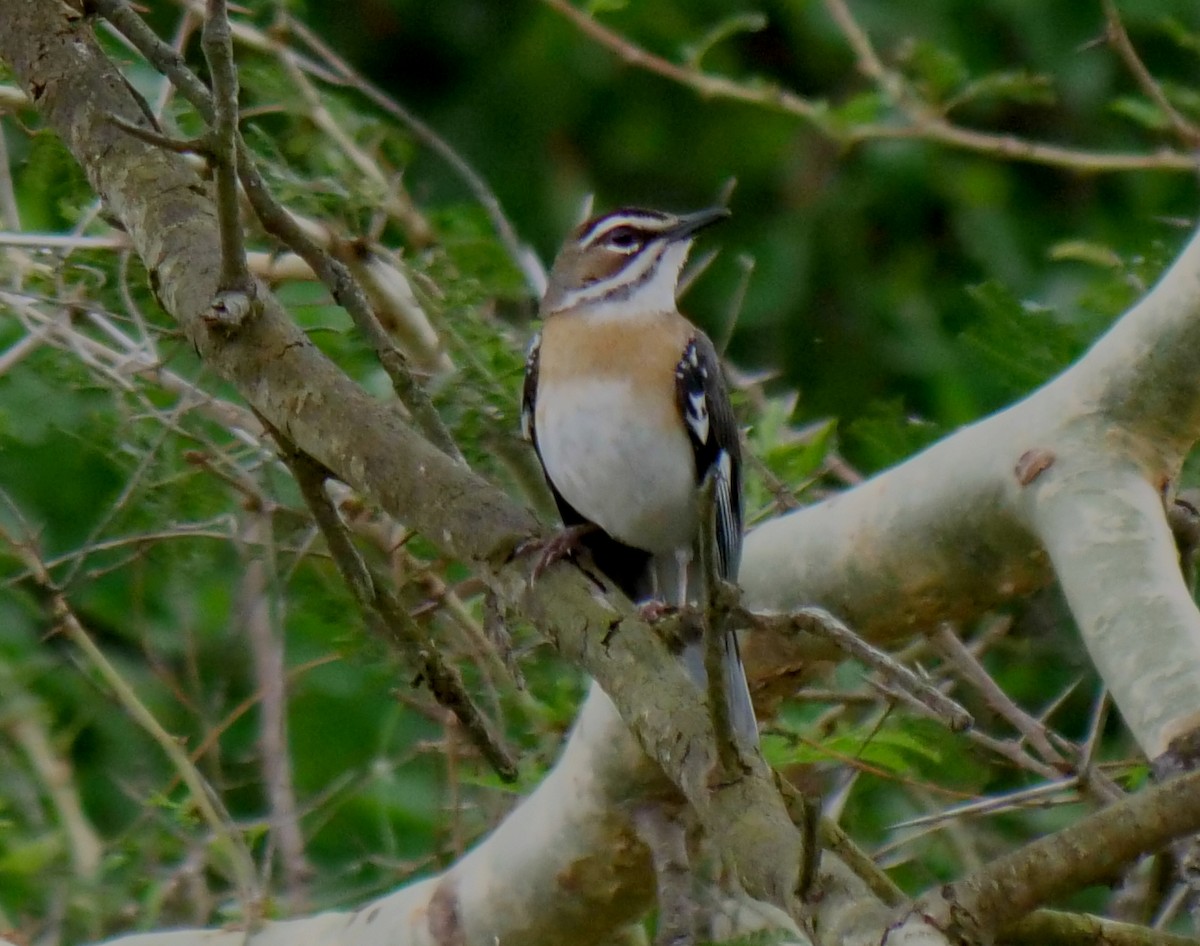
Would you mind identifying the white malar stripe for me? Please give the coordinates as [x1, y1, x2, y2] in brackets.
[556, 243, 666, 313]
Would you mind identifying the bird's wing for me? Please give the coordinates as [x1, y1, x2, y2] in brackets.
[675, 330, 756, 747]
[519, 332, 541, 449]
[675, 331, 743, 582]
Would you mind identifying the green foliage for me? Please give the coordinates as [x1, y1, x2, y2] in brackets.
[0, 0, 1195, 938]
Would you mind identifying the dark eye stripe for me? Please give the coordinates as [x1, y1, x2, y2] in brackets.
[579, 211, 669, 249]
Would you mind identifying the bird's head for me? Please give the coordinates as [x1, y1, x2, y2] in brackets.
[540, 205, 730, 318]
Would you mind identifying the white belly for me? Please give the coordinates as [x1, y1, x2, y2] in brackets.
[536, 378, 697, 553]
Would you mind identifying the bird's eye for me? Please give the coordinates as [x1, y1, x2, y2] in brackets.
[605, 227, 643, 252]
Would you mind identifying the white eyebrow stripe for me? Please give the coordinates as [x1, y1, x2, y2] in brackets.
[580, 212, 670, 248]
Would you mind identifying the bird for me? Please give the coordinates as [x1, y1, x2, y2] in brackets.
[520, 204, 757, 748]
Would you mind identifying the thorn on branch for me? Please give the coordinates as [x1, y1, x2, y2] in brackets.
[740, 605, 974, 732]
[106, 112, 208, 154]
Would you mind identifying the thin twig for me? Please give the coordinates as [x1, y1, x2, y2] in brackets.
[203, 0, 255, 312]
[542, 0, 823, 123]
[890, 776, 1079, 830]
[237, 509, 312, 909]
[105, 112, 206, 154]
[932, 624, 1066, 768]
[94, 0, 462, 461]
[269, 430, 519, 783]
[742, 606, 973, 731]
[542, 0, 1196, 174]
[0, 510, 262, 912]
[1102, 0, 1200, 148]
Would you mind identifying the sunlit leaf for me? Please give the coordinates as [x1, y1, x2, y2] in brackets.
[1110, 95, 1169, 132]
[1048, 240, 1123, 269]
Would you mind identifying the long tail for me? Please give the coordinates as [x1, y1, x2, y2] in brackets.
[573, 531, 759, 748]
[652, 552, 759, 749]
[681, 631, 759, 749]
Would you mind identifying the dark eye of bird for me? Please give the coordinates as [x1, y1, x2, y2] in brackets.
[605, 227, 643, 252]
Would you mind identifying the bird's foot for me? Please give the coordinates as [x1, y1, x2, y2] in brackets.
[637, 600, 677, 623]
[518, 524, 598, 581]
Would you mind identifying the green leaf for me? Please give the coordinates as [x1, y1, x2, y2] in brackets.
[1110, 95, 1169, 132]
[0, 833, 62, 876]
[682, 12, 769, 70]
[1159, 16, 1200, 56]
[946, 69, 1056, 111]
[828, 91, 889, 128]
[1047, 240, 1123, 269]
[895, 40, 969, 102]
[844, 399, 942, 472]
[958, 281, 1082, 398]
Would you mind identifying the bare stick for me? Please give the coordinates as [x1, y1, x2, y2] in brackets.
[94, 0, 461, 460]
[542, 0, 1195, 174]
[741, 606, 973, 732]
[1102, 0, 1200, 148]
[933, 625, 1066, 767]
[200, 0, 251, 305]
[237, 509, 313, 908]
[0, 510, 261, 913]
[271, 432, 519, 783]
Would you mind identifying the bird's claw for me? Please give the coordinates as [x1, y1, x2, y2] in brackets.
[518, 524, 598, 582]
[637, 600, 677, 623]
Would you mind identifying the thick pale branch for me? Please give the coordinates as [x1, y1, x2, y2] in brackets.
[741, 224, 1200, 760]
[919, 768, 1200, 940]
[1023, 460, 1200, 756]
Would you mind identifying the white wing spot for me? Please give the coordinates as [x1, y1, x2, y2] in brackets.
[686, 391, 709, 444]
[715, 449, 732, 483]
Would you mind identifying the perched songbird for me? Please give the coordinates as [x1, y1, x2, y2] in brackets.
[521, 205, 757, 746]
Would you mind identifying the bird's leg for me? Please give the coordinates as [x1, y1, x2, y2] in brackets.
[638, 568, 673, 622]
[674, 548, 692, 608]
[638, 550, 692, 623]
[638, 599, 675, 622]
[517, 523, 599, 581]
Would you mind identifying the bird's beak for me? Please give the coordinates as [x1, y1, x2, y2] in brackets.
[666, 206, 731, 242]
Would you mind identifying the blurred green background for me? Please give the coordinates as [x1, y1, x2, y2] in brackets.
[300, 0, 1197, 439]
[2, 0, 1199, 938]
